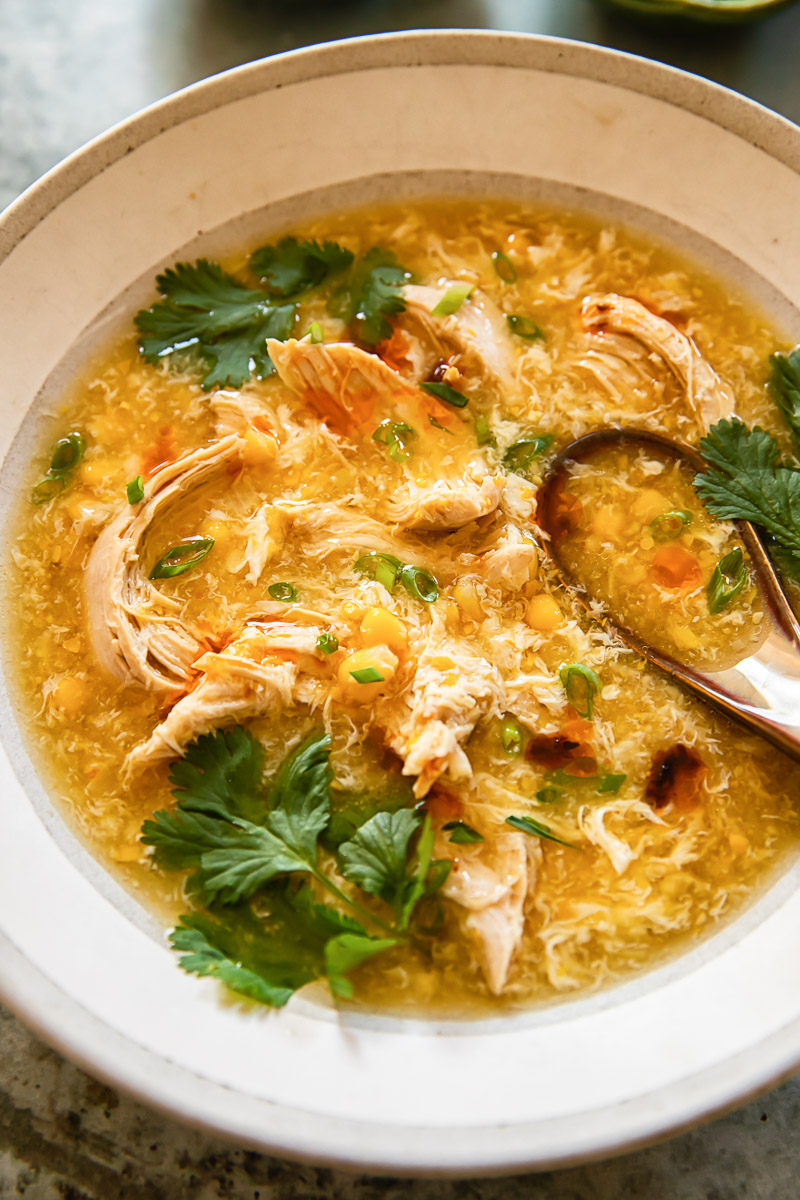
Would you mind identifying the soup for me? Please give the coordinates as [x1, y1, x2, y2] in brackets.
[8, 199, 800, 1014]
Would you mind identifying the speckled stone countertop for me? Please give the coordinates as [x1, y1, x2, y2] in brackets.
[3, 2, 800, 1196]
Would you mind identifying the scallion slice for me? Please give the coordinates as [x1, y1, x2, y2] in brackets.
[475, 415, 496, 447]
[431, 283, 473, 316]
[707, 547, 747, 614]
[428, 415, 452, 434]
[306, 321, 324, 344]
[506, 314, 545, 342]
[597, 773, 626, 794]
[354, 553, 438, 603]
[31, 432, 86, 504]
[372, 419, 416, 462]
[536, 787, 562, 805]
[398, 564, 439, 604]
[501, 716, 523, 757]
[442, 820, 484, 844]
[268, 581, 298, 602]
[350, 666, 385, 684]
[503, 435, 554, 473]
[150, 536, 214, 580]
[650, 509, 692, 541]
[505, 814, 577, 849]
[126, 475, 145, 504]
[559, 663, 601, 720]
[492, 251, 517, 284]
[420, 381, 468, 408]
[316, 632, 339, 654]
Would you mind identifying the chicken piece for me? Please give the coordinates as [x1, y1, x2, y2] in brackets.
[85, 435, 244, 692]
[386, 470, 505, 533]
[209, 390, 272, 437]
[478, 525, 538, 590]
[386, 613, 503, 797]
[126, 620, 334, 771]
[268, 338, 505, 533]
[402, 283, 517, 393]
[581, 293, 735, 429]
[435, 825, 536, 994]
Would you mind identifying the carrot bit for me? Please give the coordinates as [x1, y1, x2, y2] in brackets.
[650, 544, 702, 591]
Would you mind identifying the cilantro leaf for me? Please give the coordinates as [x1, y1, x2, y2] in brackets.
[324, 933, 396, 999]
[250, 237, 354, 299]
[339, 809, 421, 907]
[266, 731, 332, 860]
[169, 726, 267, 825]
[695, 418, 800, 554]
[769, 346, 800, 455]
[171, 909, 302, 1007]
[134, 259, 295, 389]
[330, 248, 411, 347]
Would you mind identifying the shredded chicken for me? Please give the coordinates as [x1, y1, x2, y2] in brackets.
[478, 525, 538, 590]
[581, 293, 735, 429]
[85, 435, 244, 692]
[435, 825, 537, 994]
[402, 283, 517, 392]
[126, 620, 332, 770]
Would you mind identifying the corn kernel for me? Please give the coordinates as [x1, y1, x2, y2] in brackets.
[359, 607, 408, 654]
[242, 428, 278, 467]
[340, 600, 363, 621]
[729, 833, 749, 856]
[63, 636, 82, 654]
[430, 656, 455, 670]
[50, 676, 87, 717]
[453, 578, 485, 622]
[201, 518, 232, 553]
[632, 489, 670, 523]
[592, 505, 624, 541]
[79, 458, 112, 488]
[338, 645, 398, 703]
[526, 594, 563, 632]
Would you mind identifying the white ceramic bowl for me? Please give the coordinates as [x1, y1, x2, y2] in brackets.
[2, 31, 800, 1178]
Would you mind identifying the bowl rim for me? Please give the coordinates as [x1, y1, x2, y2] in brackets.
[3, 28, 800, 1175]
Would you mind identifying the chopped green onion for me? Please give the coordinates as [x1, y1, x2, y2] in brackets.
[306, 322, 324, 344]
[316, 632, 339, 654]
[503, 435, 554, 473]
[559, 663, 601, 720]
[372, 419, 416, 462]
[501, 716, 523, 757]
[597, 773, 626, 794]
[355, 552, 438, 603]
[505, 814, 577, 849]
[475, 415, 496, 447]
[536, 787, 562, 805]
[268, 581, 298, 602]
[31, 432, 86, 504]
[431, 283, 473, 316]
[420, 381, 468, 409]
[428, 415, 452, 434]
[150, 537, 214, 580]
[398, 564, 439, 604]
[492, 251, 517, 284]
[126, 475, 145, 504]
[442, 820, 484, 844]
[350, 666, 385, 684]
[650, 509, 692, 541]
[506, 315, 545, 342]
[707, 547, 747, 614]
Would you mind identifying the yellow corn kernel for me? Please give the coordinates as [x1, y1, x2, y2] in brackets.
[729, 833, 749, 856]
[63, 636, 82, 654]
[50, 676, 87, 717]
[430, 655, 455, 671]
[453, 578, 485, 622]
[340, 600, 363, 621]
[592, 504, 624, 541]
[79, 458, 112, 488]
[242, 428, 278, 467]
[338, 645, 398, 703]
[201, 518, 232, 554]
[526, 594, 563, 632]
[632, 489, 670, 523]
[359, 606, 408, 655]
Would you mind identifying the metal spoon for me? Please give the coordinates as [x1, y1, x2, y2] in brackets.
[535, 428, 800, 762]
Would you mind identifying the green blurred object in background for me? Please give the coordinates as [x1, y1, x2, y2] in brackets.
[599, 0, 799, 21]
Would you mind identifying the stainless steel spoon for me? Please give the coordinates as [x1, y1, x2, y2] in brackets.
[535, 428, 800, 762]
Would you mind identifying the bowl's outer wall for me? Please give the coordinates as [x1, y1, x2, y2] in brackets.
[2, 32, 800, 1175]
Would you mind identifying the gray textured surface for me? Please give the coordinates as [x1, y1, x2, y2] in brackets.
[2, 0, 800, 1194]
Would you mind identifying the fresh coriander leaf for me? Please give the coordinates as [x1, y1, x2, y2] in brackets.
[186, 822, 310, 906]
[769, 346, 800, 454]
[142, 807, 253, 871]
[135, 259, 296, 389]
[170, 911, 299, 1007]
[504, 435, 554, 474]
[331, 248, 410, 347]
[266, 731, 332, 861]
[339, 809, 421, 910]
[168, 726, 266, 826]
[695, 419, 800, 555]
[399, 814, 436, 930]
[505, 814, 578, 849]
[770, 541, 800, 582]
[443, 820, 484, 844]
[324, 933, 396, 999]
[250, 237, 353, 299]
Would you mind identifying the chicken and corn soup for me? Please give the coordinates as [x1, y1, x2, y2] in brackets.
[9, 200, 800, 1013]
